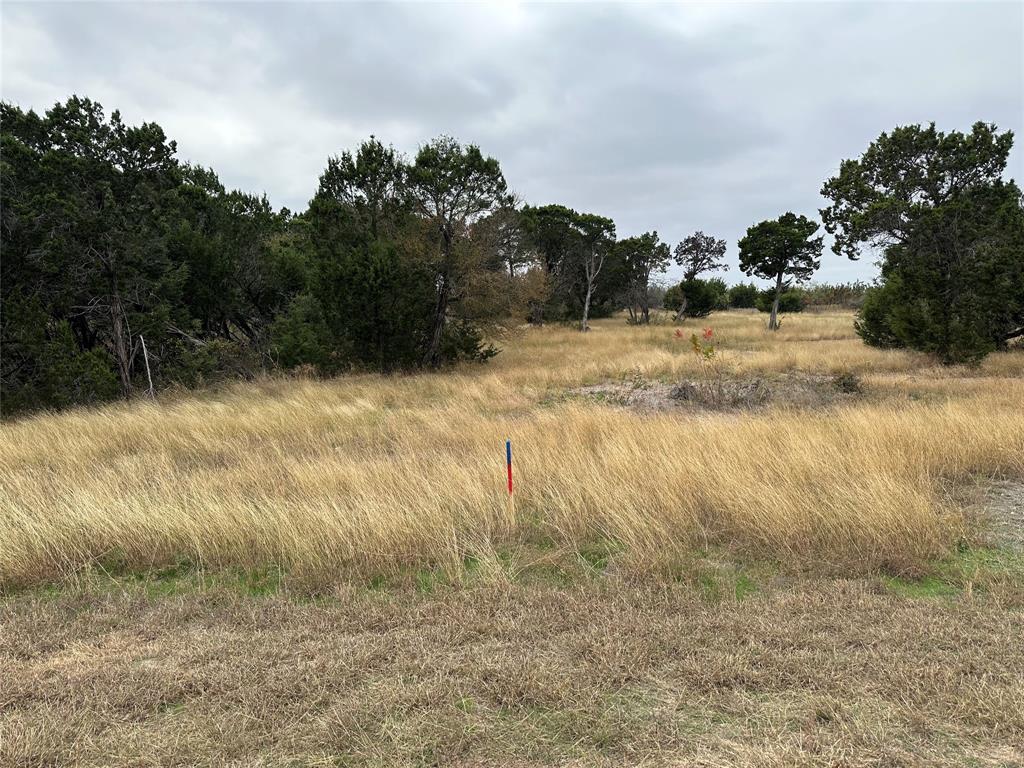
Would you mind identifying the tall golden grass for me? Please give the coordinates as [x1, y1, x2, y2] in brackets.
[2, 310, 1022, 586]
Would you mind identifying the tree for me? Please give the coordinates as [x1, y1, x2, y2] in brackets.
[574, 213, 616, 331]
[738, 213, 822, 330]
[471, 201, 540, 317]
[300, 139, 438, 371]
[521, 205, 620, 327]
[173, 169, 295, 350]
[821, 122, 1014, 260]
[821, 122, 1023, 362]
[521, 204, 578, 324]
[664, 278, 727, 319]
[854, 182, 1024, 363]
[618, 231, 670, 324]
[316, 136, 408, 240]
[407, 137, 508, 366]
[473, 198, 531, 280]
[672, 231, 726, 320]
[1, 97, 188, 402]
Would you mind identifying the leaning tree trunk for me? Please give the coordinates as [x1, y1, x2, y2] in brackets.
[109, 290, 133, 397]
[423, 271, 450, 367]
[423, 229, 455, 368]
[768, 272, 784, 331]
[674, 294, 689, 323]
[580, 285, 593, 332]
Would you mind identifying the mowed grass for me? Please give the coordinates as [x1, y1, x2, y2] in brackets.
[2, 576, 1023, 767]
[2, 310, 1023, 587]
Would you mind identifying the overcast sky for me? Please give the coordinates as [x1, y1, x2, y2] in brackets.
[3, 1, 1022, 285]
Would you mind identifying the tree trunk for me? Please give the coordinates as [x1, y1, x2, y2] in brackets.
[423, 271, 450, 367]
[423, 229, 454, 368]
[109, 292, 133, 397]
[674, 294, 689, 323]
[581, 285, 593, 332]
[140, 334, 155, 397]
[768, 272, 783, 331]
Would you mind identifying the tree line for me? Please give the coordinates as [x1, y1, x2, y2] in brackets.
[2, 96, 1021, 416]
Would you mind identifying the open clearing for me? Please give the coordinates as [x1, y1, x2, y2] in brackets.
[2, 310, 1024, 766]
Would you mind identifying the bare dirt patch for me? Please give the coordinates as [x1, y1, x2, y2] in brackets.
[573, 371, 863, 412]
[977, 480, 1024, 551]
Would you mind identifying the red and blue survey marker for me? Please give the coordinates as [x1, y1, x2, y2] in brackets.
[505, 439, 513, 495]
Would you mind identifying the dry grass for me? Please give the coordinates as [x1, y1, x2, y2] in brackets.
[3, 313, 1024, 766]
[2, 578, 1023, 767]
[2, 310, 1023, 586]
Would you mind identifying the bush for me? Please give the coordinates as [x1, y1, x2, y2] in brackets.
[665, 278, 728, 318]
[441, 320, 499, 363]
[853, 183, 1024, 364]
[728, 282, 759, 308]
[853, 283, 903, 349]
[800, 282, 868, 309]
[756, 289, 805, 314]
[270, 293, 335, 372]
[163, 338, 263, 388]
[0, 313, 120, 416]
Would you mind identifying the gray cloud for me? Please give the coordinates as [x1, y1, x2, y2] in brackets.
[3, 1, 1021, 286]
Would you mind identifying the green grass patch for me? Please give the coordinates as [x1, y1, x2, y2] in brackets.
[577, 538, 625, 573]
[883, 545, 1024, 598]
[883, 575, 959, 599]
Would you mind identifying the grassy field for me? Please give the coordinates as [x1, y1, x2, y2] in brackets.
[2, 310, 1024, 766]
[2, 310, 1022, 585]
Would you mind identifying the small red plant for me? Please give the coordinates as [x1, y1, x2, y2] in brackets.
[690, 327, 715, 361]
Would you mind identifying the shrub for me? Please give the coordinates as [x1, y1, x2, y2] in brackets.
[665, 278, 727, 318]
[756, 289, 805, 314]
[853, 184, 1024, 364]
[728, 282, 759, 309]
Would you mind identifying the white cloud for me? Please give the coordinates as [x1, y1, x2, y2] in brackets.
[2, 0, 1020, 286]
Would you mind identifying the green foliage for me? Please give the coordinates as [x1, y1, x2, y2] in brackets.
[407, 136, 509, 364]
[823, 122, 1024, 363]
[617, 231, 670, 324]
[269, 294, 333, 371]
[853, 282, 904, 349]
[820, 121, 1013, 261]
[738, 213, 822, 285]
[727, 282, 759, 309]
[738, 212, 822, 330]
[756, 289, 805, 314]
[2, 99, 522, 416]
[665, 278, 727, 318]
[521, 204, 622, 325]
[673, 231, 727, 280]
[306, 137, 507, 371]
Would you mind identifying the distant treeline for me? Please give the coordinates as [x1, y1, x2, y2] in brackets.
[660, 280, 869, 316]
[2, 97, 1021, 416]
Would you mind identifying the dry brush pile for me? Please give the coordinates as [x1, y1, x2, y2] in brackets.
[2, 311, 1022, 587]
